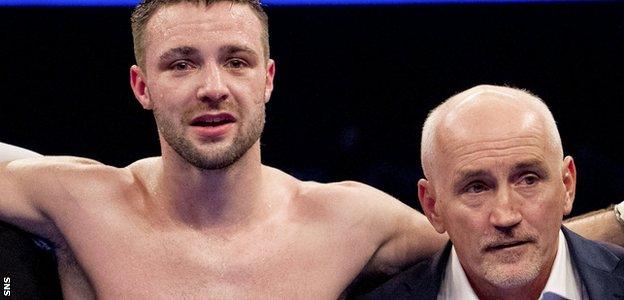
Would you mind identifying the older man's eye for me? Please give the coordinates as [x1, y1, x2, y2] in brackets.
[520, 174, 540, 186]
[465, 182, 489, 194]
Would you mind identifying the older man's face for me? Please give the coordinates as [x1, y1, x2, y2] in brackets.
[423, 94, 575, 291]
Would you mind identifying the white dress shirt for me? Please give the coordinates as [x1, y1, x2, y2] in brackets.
[438, 230, 584, 300]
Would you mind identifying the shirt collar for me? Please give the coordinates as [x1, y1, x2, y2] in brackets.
[540, 230, 583, 299]
[438, 229, 583, 300]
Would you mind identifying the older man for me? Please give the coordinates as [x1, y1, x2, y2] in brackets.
[361, 85, 624, 299]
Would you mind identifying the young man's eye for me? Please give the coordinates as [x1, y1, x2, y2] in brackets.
[225, 59, 248, 69]
[170, 61, 194, 70]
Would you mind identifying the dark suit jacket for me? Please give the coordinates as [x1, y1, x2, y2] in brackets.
[357, 226, 624, 299]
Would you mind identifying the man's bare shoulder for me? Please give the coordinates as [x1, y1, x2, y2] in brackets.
[3, 156, 145, 216]
[5, 155, 101, 168]
[297, 178, 402, 211]
[263, 165, 393, 202]
[6, 156, 135, 187]
[126, 156, 160, 179]
[263, 166, 407, 224]
[5, 156, 130, 183]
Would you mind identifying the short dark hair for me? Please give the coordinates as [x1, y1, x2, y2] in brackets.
[131, 0, 269, 68]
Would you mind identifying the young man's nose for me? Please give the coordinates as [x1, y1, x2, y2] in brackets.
[196, 63, 228, 103]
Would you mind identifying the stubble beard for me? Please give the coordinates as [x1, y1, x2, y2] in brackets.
[477, 233, 546, 290]
[480, 248, 542, 289]
[154, 104, 266, 170]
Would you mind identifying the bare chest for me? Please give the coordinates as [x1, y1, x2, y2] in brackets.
[58, 219, 371, 299]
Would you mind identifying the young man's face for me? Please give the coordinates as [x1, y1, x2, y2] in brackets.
[132, 1, 275, 169]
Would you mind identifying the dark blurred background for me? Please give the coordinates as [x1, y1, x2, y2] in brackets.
[2, 2, 623, 214]
[0, 3, 623, 294]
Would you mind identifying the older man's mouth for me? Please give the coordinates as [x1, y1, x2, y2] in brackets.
[484, 239, 533, 252]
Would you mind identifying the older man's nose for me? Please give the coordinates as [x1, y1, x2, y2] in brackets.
[489, 188, 522, 232]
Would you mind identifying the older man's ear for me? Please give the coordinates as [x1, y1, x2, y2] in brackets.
[562, 156, 577, 216]
[418, 179, 446, 234]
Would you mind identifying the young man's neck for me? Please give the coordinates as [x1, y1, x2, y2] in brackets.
[157, 141, 269, 230]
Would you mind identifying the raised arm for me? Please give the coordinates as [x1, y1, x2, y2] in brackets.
[365, 200, 624, 275]
[0, 142, 70, 240]
[0, 158, 69, 240]
[564, 202, 624, 247]
[343, 183, 447, 295]
[365, 202, 447, 276]
[0, 152, 105, 242]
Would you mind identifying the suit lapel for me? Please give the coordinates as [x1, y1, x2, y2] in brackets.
[562, 227, 624, 299]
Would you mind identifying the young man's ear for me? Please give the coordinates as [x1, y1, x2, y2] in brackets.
[263, 59, 275, 103]
[561, 156, 577, 216]
[418, 179, 446, 234]
[130, 65, 153, 110]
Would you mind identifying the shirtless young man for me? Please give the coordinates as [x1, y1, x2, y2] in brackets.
[0, 1, 446, 298]
[0, 0, 622, 298]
